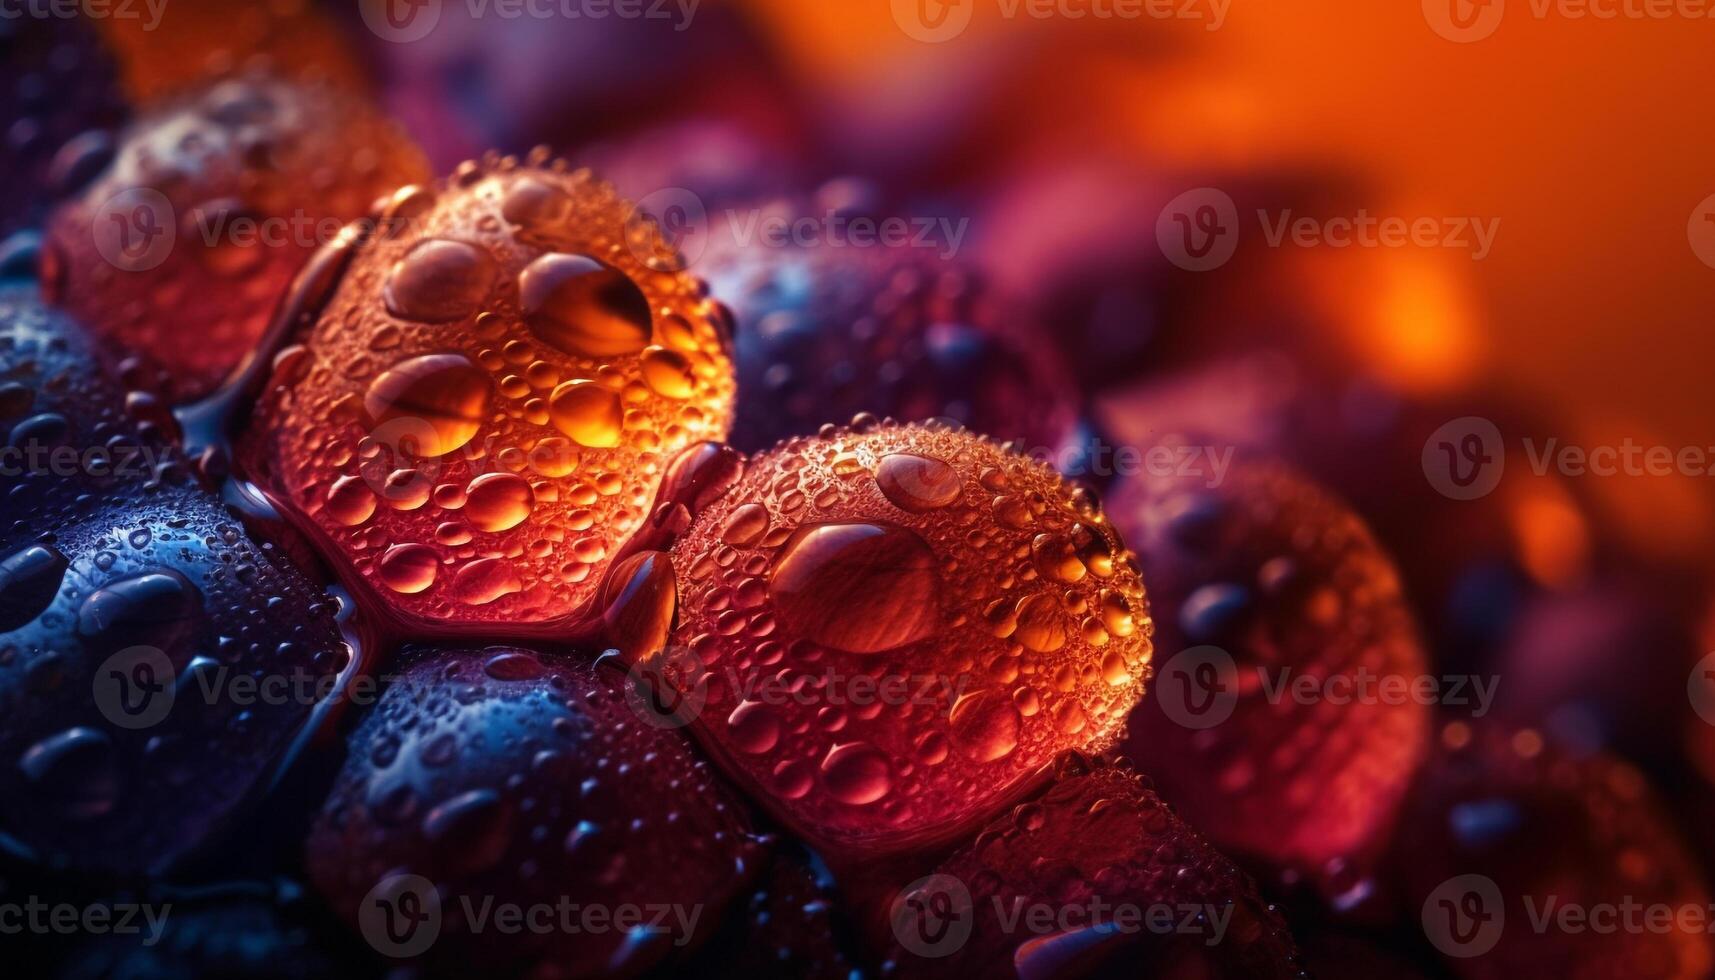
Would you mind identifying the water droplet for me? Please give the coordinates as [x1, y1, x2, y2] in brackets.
[519, 253, 652, 358]
[640, 346, 696, 399]
[452, 558, 522, 605]
[363, 353, 492, 457]
[949, 689, 1021, 762]
[384, 239, 497, 322]
[326, 475, 377, 526]
[820, 742, 891, 805]
[769, 523, 940, 654]
[720, 503, 770, 547]
[728, 701, 781, 754]
[1013, 593, 1067, 653]
[1031, 532, 1086, 583]
[0, 545, 68, 632]
[548, 380, 623, 448]
[20, 727, 119, 820]
[599, 551, 676, 664]
[875, 453, 963, 513]
[465, 473, 534, 532]
[77, 569, 204, 650]
[378, 544, 439, 593]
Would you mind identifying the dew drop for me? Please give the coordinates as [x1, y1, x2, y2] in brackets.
[452, 558, 522, 605]
[769, 523, 940, 655]
[875, 453, 963, 513]
[384, 239, 497, 322]
[378, 544, 439, 594]
[519, 253, 652, 359]
[465, 473, 535, 532]
[948, 689, 1021, 763]
[0, 545, 68, 632]
[363, 353, 492, 457]
[548, 380, 623, 448]
[640, 345, 696, 399]
[820, 742, 891, 805]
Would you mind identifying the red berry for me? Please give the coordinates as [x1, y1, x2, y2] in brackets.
[653, 420, 1152, 858]
[1399, 723, 1713, 979]
[1114, 456, 1431, 892]
[44, 72, 429, 400]
[306, 646, 760, 976]
[238, 155, 737, 633]
[883, 757, 1303, 978]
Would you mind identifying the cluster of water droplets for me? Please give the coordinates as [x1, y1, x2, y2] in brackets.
[240, 151, 735, 629]
[657, 418, 1152, 854]
[42, 70, 429, 399]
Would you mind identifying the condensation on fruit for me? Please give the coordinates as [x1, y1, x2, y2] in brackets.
[635, 419, 1153, 857]
[239, 151, 736, 632]
[42, 71, 429, 400]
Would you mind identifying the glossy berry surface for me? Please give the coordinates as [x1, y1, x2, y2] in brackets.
[0, 277, 182, 528]
[0, 484, 351, 874]
[0, 13, 127, 238]
[1114, 456, 1431, 888]
[885, 758, 1303, 978]
[655, 420, 1153, 857]
[43, 71, 429, 401]
[238, 156, 737, 633]
[307, 646, 759, 976]
[701, 219, 1079, 454]
[1399, 724, 1713, 980]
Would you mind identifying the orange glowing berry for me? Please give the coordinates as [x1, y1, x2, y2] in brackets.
[43, 71, 429, 401]
[647, 419, 1152, 858]
[238, 152, 736, 634]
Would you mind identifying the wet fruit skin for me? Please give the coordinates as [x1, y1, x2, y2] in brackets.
[306, 646, 760, 978]
[0, 276, 183, 532]
[238, 154, 736, 634]
[1398, 724, 1714, 980]
[0, 483, 351, 874]
[0, 13, 128, 238]
[689, 840, 865, 979]
[656, 420, 1153, 858]
[1114, 456, 1431, 891]
[699, 208, 1079, 455]
[43, 71, 430, 401]
[884, 758, 1303, 978]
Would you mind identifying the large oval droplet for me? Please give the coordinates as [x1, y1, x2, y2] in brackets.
[599, 550, 677, 664]
[77, 569, 204, 651]
[451, 558, 522, 605]
[363, 353, 492, 457]
[1013, 592, 1068, 653]
[20, 727, 120, 820]
[377, 544, 439, 594]
[383, 239, 497, 323]
[464, 473, 534, 532]
[948, 689, 1022, 763]
[768, 522, 940, 654]
[548, 380, 623, 448]
[0, 545, 69, 632]
[875, 453, 963, 513]
[519, 253, 652, 359]
[820, 742, 891, 805]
